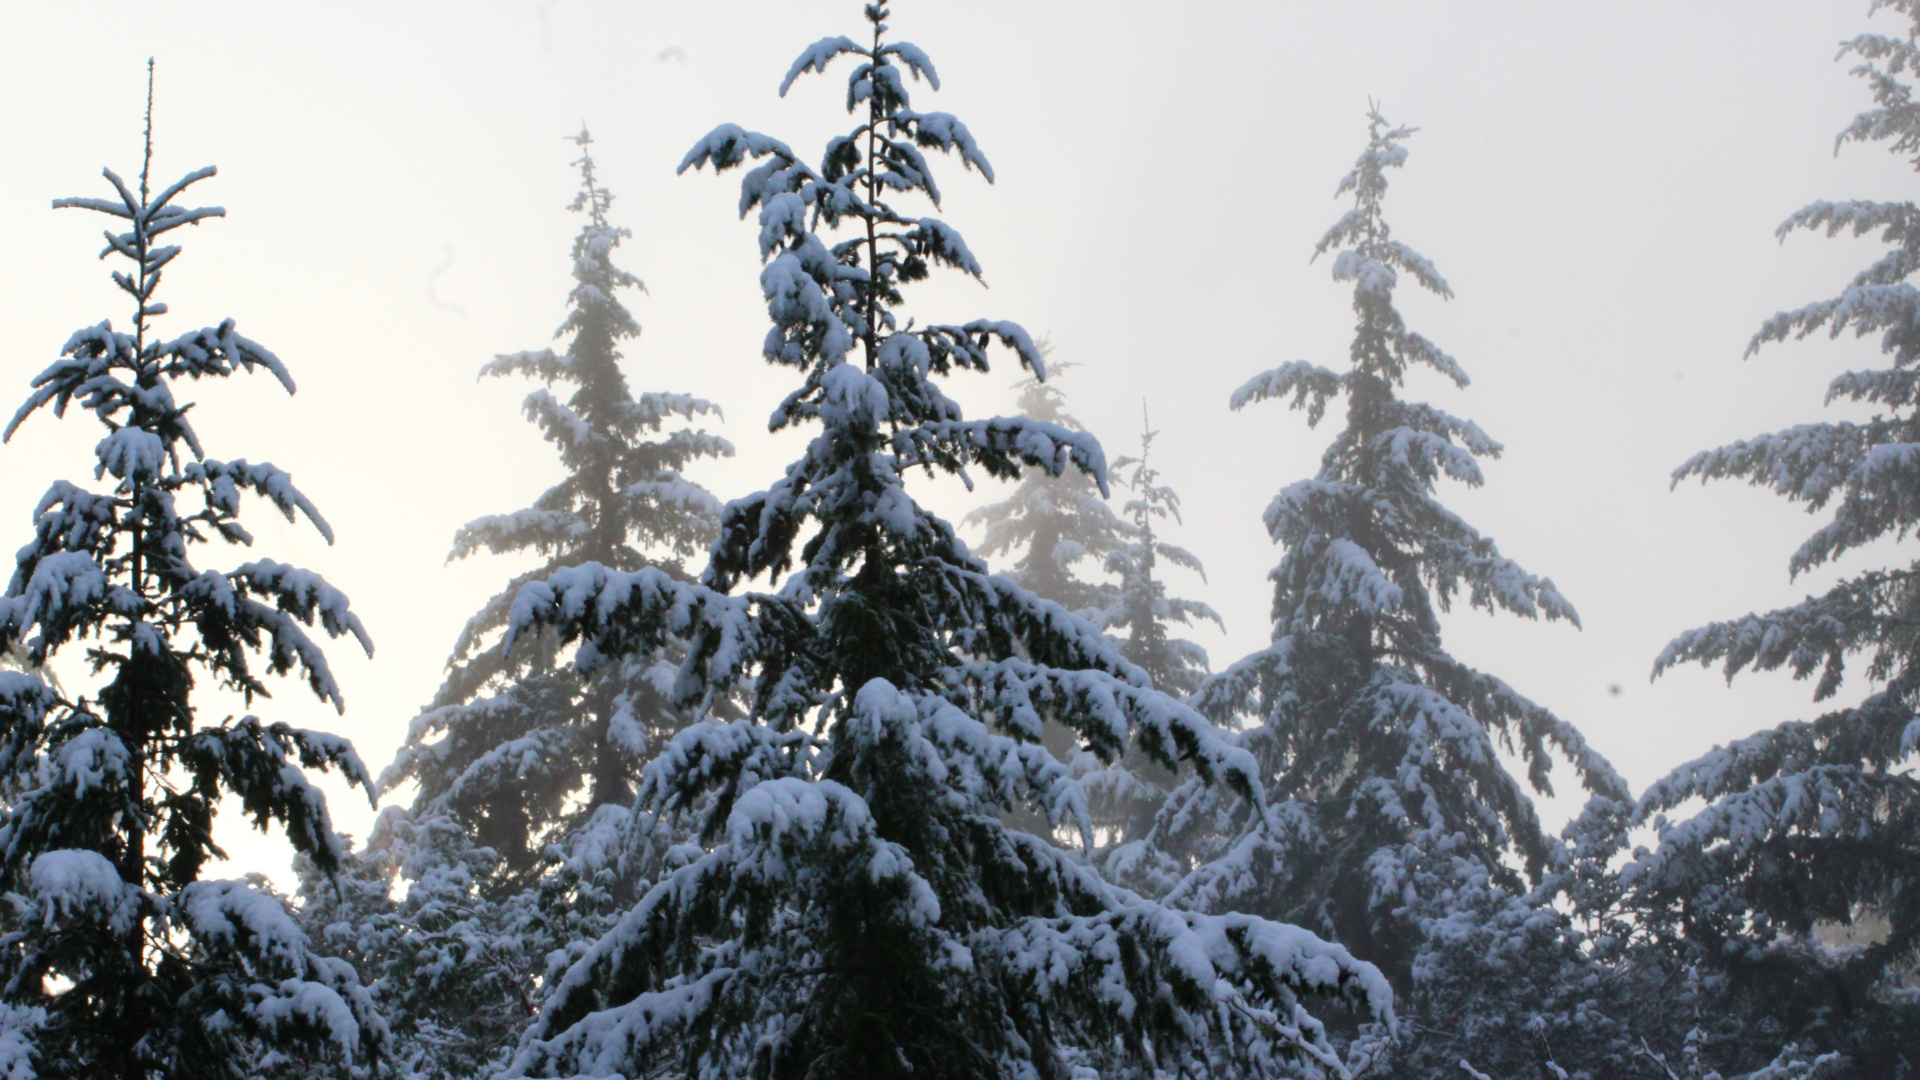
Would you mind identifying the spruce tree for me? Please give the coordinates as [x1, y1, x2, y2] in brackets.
[965, 363, 1137, 838]
[1616, 6, 1920, 1073]
[292, 804, 552, 1080]
[1086, 412, 1222, 857]
[0, 79, 382, 1079]
[964, 360, 1125, 621]
[319, 129, 729, 1078]
[1151, 108, 1627, 993]
[499, 10, 1391, 1079]
[380, 127, 730, 896]
[1102, 410, 1221, 701]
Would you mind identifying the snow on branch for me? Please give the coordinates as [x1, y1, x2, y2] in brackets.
[780, 35, 868, 96]
[1232, 361, 1345, 425]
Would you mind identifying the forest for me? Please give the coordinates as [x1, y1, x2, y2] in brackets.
[0, 1, 1914, 1078]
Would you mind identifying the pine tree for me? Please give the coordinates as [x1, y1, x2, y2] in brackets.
[1614, 6, 1920, 1073]
[0, 75, 382, 1079]
[1149, 108, 1627, 994]
[965, 363, 1136, 839]
[964, 360, 1125, 621]
[498, 9, 1392, 1079]
[1102, 409, 1221, 701]
[325, 129, 729, 1077]
[380, 127, 730, 896]
[1084, 411, 1222, 856]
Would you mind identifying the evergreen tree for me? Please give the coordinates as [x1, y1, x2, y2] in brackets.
[1148, 108, 1627, 993]
[965, 363, 1136, 839]
[315, 129, 729, 1077]
[0, 80, 382, 1079]
[1613, 6, 1920, 1073]
[1085, 411, 1222, 854]
[380, 127, 730, 896]
[964, 360, 1125, 621]
[1102, 409, 1221, 700]
[499, 10, 1391, 1079]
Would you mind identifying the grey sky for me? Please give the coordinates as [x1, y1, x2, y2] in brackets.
[0, 1, 1908, 878]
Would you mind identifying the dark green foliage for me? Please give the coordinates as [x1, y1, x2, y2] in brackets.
[0, 85, 380, 1079]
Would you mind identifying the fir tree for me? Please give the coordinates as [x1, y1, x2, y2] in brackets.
[1102, 408, 1221, 701]
[1149, 108, 1627, 994]
[380, 127, 730, 896]
[323, 129, 729, 1077]
[1615, 6, 1920, 1074]
[964, 359, 1125, 621]
[499, 10, 1391, 1079]
[1084, 410, 1222, 856]
[0, 75, 382, 1079]
[965, 362, 1136, 839]
[291, 805, 555, 1080]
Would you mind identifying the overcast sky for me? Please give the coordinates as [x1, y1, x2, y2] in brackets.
[1, 1, 1911, 882]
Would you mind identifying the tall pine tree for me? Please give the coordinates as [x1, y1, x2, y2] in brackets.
[0, 76, 382, 1079]
[499, 10, 1391, 1079]
[1102, 409, 1220, 700]
[964, 360, 1126, 622]
[1086, 411, 1222, 859]
[1150, 108, 1627, 992]
[381, 127, 730, 896]
[1615, 6, 1920, 1074]
[321, 129, 731, 1078]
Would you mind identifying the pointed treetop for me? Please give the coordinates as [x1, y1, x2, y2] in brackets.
[567, 124, 613, 227]
[140, 58, 155, 202]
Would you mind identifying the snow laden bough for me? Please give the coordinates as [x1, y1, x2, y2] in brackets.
[501, 9, 1390, 1080]
[0, 101, 380, 1078]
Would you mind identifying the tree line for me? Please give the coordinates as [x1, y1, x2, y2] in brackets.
[0, 4, 1914, 1079]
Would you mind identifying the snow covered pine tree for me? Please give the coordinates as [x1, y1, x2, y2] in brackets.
[0, 77, 382, 1079]
[1082, 411, 1224, 862]
[1102, 410, 1221, 705]
[386, 126, 729, 894]
[500, 9, 1391, 1080]
[964, 358, 1126, 624]
[315, 128, 731, 1079]
[1135, 107, 1628, 1064]
[964, 360, 1137, 839]
[1620, 6, 1920, 1074]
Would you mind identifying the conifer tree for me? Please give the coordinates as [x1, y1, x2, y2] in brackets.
[315, 129, 730, 1078]
[1150, 109, 1627, 992]
[380, 127, 730, 896]
[0, 77, 382, 1079]
[1084, 412, 1221, 852]
[965, 364, 1137, 839]
[292, 804, 555, 1080]
[964, 360, 1125, 621]
[499, 10, 1392, 1079]
[1614, 6, 1920, 1073]
[1103, 410, 1221, 700]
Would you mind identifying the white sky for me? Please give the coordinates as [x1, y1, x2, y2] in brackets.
[0, 1, 1911, 883]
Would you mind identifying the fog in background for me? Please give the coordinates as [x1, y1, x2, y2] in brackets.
[0, 1, 1907, 883]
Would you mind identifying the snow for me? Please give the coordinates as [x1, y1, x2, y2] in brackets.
[30, 849, 139, 935]
[0, 551, 109, 644]
[779, 35, 865, 96]
[251, 976, 364, 1056]
[41, 725, 133, 801]
[94, 427, 166, 481]
[0, 1005, 41, 1080]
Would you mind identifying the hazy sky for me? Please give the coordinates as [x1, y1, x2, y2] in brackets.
[0, 1, 1911, 881]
